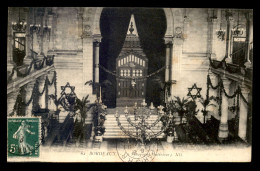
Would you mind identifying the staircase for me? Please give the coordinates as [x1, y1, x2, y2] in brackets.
[104, 108, 164, 139]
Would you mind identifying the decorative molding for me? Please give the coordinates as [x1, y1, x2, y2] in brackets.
[81, 24, 92, 39]
[211, 67, 252, 88]
[174, 27, 184, 39]
[93, 34, 102, 43]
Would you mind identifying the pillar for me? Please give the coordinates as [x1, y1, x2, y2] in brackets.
[224, 10, 234, 63]
[244, 11, 253, 68]
[238, 83, 250, 141]
[171, 37, 183, 97]
[24, 81, 35, 116]
[7, 90, 20, 116]
[7, 8, 17, 80]
[39, 9, 44, 55]
[38, 75, 47, 109]
[7, 7, 13, 65]
[207, 71, 219, 120]
[47, 13, 53, 51]
[165, 42, 172, 82]
[164, 36, 173, 103]
[218, 76, 231, 141]
[94, 41, 100, 84]
[24, 8, 34, 68]
[207, 9, 218, 59]
[47, 71, 57, 111]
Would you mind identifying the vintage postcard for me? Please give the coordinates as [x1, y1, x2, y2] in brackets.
[7, 7, 252, 162]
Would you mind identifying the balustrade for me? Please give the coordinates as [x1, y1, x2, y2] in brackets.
[209, 62, 252, 142]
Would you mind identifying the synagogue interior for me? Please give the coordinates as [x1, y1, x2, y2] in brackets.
[7, 7, 253, 152]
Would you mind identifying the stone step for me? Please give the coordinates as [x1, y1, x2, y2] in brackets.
[106, 114, 160, 117]
[104, 128, 163, 132]
[104, 121, 163, 124]
[103, 135, 164, 138]
[105, 125, 162, 129]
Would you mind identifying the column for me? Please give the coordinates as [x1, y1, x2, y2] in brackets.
[24, 8, 34, 68]
[165, 42, 172, 82]
[24, 81, 35, 116]
[47, 71, 57, 111]
[7, 8, 17, 81]
[7, 7, 13, 65]
[82, 35, 94, 100]
[38, 75, 47, 109]
[164, 36, 173, 103]
[207, 71, 219, 120]
[171, 37, 183, 97]
[39, 9, 45, 55]
[218, 76, 231, 141]
[244, 11, 253, 68]
[7, 90, 20, 116]
[207, 9, 218, 59]
[224, 10, 234, 63]
[238, 83, 250, 141]
[94, 41, 100, 84]
[47, 13, 53, 51]
[93, 40, 101, 100]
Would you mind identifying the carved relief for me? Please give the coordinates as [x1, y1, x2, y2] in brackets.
[81, 25, 92, 38]
[174, 27, 184, 39]
[164, 36, 173, 45]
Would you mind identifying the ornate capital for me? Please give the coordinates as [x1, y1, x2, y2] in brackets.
[93, 34, 102, 44]
[164, 35, 173, 45]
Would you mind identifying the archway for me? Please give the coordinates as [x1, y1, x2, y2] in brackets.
[90, 7, 174, 108]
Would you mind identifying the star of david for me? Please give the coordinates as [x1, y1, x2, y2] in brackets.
[60, 82, 76, 96]
[187, 83, 202, 100]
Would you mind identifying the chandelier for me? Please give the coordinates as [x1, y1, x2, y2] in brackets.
[216, 10, 225, 41]
[114, 100, 172, 144]
[30, 8, 41, 34]
[232, 11, 244, 37]
[12, 8, 27, 32]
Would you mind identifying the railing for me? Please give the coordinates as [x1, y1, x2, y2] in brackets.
[209, 57, 252, 81]
[7, 54, 55, 84]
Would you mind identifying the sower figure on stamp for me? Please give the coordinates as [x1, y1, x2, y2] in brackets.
[13, 121, 35, 154]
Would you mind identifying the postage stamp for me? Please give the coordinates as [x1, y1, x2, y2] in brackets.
[7, 117, 41, 157]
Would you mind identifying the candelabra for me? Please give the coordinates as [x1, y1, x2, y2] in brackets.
[30, 24, 41, 34]
[216, 29, 225, 41]
[232, 26, 244, 37]
[12, 8, 27, 32]
[232, 11, 244, 37]
[114, 100, 172, 144]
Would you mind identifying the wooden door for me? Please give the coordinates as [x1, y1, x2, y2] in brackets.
[232, 37, 246, 66]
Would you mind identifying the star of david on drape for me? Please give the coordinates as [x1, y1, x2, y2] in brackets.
[61, 82, 76, 96]
[187, 83, 202, 100]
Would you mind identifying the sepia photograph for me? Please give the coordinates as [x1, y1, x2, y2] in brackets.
[6, 7, 253, 162]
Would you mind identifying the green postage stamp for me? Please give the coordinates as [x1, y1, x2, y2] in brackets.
[7, 117, 40, 157]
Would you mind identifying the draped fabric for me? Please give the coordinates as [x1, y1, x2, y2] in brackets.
[100, 8, 166, 107]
